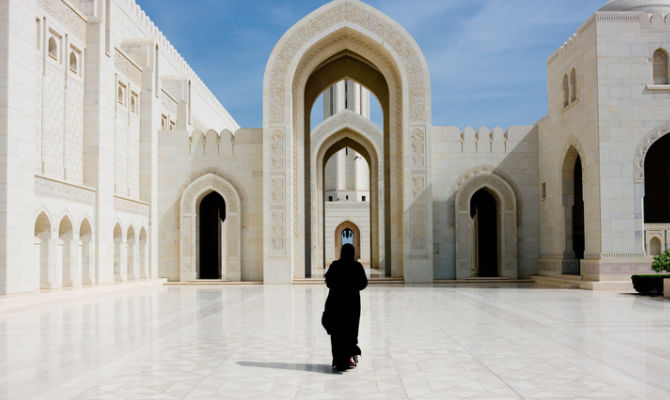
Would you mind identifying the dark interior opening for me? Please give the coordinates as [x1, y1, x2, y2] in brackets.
[199, 192, 226, 279]
[470, 189, 498, 277]
[573, 156, 585, 260]
[644, 133, 670, 223]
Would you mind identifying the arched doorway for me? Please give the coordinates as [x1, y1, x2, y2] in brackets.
[334, 220, 361, 261]
[470, 189, 498, 277]
[263, 1, 433, 283]
[455, 171, 518, 279]
[643, 133, 670, 256]
[198, 191, 226, 279]
[562, 147, 584, 275]
[644, 133, 670, 222]
[180, 173, 242, 282]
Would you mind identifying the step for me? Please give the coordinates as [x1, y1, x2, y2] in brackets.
[532, 275, 581, 289]
[164, 280, 263, 286]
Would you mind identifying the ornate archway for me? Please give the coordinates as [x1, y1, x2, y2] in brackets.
[262, 0, 433, 283]
[180, 173, 242, 282]
[455, 172, 518, 279]
[334, 220, 361, 261]
[311, 111, 383, 273]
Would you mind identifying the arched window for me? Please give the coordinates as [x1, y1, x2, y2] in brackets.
[653, 49, 668, 84]
[650, 237, 662, 256]
[48, 37, 58, 60]
[562, 74, 569, 108]
[69, 52, 78, 74]
[570, 68, 577, 103]
[117, 83, 125, 105]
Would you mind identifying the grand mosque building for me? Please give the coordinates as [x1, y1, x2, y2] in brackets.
[2, 0, 670, 294]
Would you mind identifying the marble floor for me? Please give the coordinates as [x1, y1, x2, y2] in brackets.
[1, 284, 669, 399]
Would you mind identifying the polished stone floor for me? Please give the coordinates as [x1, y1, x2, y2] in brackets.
[1, 284, 669, 400]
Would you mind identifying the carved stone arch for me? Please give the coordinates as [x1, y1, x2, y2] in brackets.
[262, 0, 433, 283]
[633, 121, 670, 183]
[33, 207, 54, 236]
[633, 122, 670, 254]
[334, 220, 362, 261]
[454, 172, 518, 279]
[179, 173, 242, 282]
[312, 114, 383, 274]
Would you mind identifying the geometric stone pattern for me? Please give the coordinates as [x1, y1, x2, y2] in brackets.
[1, 284, 669, 399]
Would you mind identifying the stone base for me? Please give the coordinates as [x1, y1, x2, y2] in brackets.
[665, 279, 670, 299]
[581, 258, 652, 281]
[533, 274, 634, 291]
[0, 279, 167, 313]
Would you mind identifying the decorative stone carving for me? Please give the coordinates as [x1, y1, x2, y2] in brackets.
[39, 0, 86, 40]
[411, 128, 426, 171]
[633, 121, 670, 183]
[35, 175, 96, 205]
[113, 195, 150, 215]
[270, 129, 285, 171]
[115, 49, 143, 86]
[270, 210, 285, 252]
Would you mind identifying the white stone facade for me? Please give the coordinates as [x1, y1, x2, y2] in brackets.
[1, 0, 670, 294]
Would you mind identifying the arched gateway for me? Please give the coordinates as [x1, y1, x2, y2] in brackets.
[262, 0, 433, 283]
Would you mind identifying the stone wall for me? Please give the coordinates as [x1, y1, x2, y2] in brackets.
[432, 125, 540, 279]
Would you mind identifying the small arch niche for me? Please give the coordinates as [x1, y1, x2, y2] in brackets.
[69, 51, 78, 74]
[570, 68, 577, 103]
[48, 37, 58, 60]
[562, 74, 569, 108]
[653, 49, 669, 85]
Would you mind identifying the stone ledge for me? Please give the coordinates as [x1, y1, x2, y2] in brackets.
[0, 279, 166, 314]
[646, 84, 670, 91]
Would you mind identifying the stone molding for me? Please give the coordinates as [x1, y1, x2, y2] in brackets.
[115, 48, 143, 86]
[35, 175, 96, 205]
[179, 173, 242, 282]
[113, 195, 150, 215]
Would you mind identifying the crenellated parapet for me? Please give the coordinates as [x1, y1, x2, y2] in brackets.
[113, 0, 239, 131]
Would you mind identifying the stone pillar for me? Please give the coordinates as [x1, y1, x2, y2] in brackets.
[55, 239, 64, 289]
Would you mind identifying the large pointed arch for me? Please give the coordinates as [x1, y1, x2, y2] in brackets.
[262, 0, 432, 283]
[180, 173, 242, 282]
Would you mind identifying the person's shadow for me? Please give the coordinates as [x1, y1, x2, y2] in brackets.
[236, 361, 341, 375]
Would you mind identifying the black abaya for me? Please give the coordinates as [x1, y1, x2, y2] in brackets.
[322, 258, 368, 370]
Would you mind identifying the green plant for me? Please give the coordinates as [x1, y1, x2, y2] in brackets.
[631, 274, 670, 296]
[651, 249, 670, 272]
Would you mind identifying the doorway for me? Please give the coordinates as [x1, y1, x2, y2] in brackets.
[470, 189, 498, 277]
[199, 192, 226, 279]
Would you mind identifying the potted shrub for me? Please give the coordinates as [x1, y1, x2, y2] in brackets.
[632, 249, 670, 296]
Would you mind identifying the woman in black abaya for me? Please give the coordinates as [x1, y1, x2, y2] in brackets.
[322, 243, 368, 371]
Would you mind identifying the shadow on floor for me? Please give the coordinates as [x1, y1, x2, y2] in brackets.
[236, 361, 340, 375]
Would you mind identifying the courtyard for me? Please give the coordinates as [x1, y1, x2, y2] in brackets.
[0, 284, 669, 399]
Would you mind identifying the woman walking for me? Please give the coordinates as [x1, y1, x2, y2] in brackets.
[322, 243, 368, 371]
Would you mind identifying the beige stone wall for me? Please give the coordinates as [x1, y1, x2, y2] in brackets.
[157, 128, 263, 282]
[538, 16, 601, 277]
[432, 125, 540, 279]
[324, 202, 371, 264]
